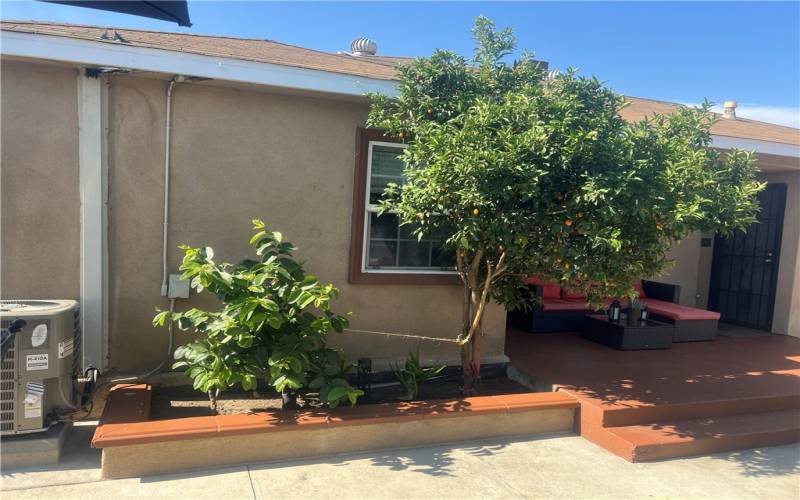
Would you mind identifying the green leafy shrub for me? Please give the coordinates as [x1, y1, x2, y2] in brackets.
[153, 220, 362, 410]
[392, 351, 446, 401]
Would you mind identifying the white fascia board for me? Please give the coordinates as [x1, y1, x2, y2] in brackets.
[0, 30, 399, 98]
[712, 135, 800, 158]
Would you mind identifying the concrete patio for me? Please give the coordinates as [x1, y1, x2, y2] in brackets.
[506, 328, 800, 461]
[2, 421, 798, 499]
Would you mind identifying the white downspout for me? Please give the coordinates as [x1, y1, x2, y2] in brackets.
[161, 78, 177, 296]
[77, 70, 109, 371]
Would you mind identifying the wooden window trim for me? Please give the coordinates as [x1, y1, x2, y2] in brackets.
[348, 128, 459, 285]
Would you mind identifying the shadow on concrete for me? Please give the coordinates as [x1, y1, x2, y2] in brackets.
[719, 446, 800, 477]
[1, 422, 101, 477]
[366, 441, 510, 477]
[1, 422, 102, 491]
[234, 434, 543, 480]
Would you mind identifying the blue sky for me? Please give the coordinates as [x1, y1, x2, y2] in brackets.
[2, 1, 798, 127]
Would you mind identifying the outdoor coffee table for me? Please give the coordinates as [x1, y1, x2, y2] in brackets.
[583, 314, 675, 350]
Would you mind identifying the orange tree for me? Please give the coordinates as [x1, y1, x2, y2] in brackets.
[367, 17, 764, 393]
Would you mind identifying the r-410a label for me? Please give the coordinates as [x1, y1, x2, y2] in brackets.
[26, 354, 49, 371]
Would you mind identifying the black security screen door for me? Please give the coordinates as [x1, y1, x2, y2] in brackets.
[708, 183, 787, 331]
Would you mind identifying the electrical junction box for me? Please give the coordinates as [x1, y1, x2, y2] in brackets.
[168, 274, 190, 299]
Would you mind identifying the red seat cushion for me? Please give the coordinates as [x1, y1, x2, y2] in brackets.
[643, 299, 720, 321]
[541, 299, 592, 312]
[526, 277, 561, 300]
[561, 288, 586, 300]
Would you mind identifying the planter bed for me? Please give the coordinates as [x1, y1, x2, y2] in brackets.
[150, 375, 531, 419]
[93, 382, 578, 479]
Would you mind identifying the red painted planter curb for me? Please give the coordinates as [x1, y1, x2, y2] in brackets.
[92, 385, 578, 448]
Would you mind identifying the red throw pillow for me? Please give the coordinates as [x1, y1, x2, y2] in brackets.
[634, 280, 646, 298]
[542, 283, 562, 300]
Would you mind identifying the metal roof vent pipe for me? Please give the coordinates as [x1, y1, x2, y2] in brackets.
[722, 100, 737, 119]
[350, 37, 378, 56]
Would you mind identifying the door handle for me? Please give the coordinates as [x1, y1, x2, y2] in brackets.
[764, 259, 772, 263]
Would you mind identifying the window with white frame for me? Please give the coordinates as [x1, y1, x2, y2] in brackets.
[362, 141, 456, 273]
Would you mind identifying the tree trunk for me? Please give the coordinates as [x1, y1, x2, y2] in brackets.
[461, 283, 477, 395]
[458, 249, 505, 396]
[208, 388, 219, 412]
[281, 390, 299, 410]
[461, 330, 481, 395]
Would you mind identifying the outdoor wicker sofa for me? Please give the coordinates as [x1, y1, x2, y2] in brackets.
[509, 278, 720, 341]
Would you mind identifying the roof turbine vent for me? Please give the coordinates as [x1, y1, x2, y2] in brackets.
[350, 37, 378, 56]
[722, 100, 738, 120]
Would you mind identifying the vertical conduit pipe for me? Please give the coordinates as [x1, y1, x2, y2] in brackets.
[161, 78, 177, 296]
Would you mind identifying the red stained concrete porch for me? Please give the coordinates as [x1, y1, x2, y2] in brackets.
[505, 328, 800, 462]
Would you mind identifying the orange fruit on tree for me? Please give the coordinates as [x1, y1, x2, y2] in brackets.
[564, 219, 573, 227]
[472, 208, 480, 216]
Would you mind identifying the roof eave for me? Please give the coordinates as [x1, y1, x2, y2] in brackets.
[711, 135, 800, 159]
[2, 29, 796, 159]
[0, 30, 399, 99]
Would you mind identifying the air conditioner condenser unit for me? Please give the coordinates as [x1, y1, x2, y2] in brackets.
[1, 300, 80, 435]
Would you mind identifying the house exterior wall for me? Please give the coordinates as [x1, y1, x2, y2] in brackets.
[107, 74, 508, 372]
[1, 59, 507, 373]
[1, 59, 81, 300]
[655, 232, 704, 307]
[677, 169, 800, 337]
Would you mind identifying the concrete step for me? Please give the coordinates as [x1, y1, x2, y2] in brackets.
[597, 393, 800, 427]
[604, 409, 800, 462]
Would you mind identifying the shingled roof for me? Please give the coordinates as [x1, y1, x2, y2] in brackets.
[2, 20, 798, 146]
[623, 97, 798, 146]
[0, 20, 401, 80]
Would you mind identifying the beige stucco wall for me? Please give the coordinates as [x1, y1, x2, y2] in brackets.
[1, 59, 506, 373]
[655, 232, 704, 307]
[682, 170, 800, 336]
[111, 76, 507, 371]
[1, 60, 81, 300]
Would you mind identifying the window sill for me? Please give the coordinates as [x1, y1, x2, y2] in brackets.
[348, 269, 461, 286]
